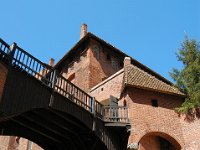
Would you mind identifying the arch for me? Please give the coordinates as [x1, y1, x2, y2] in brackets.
[139, 132, 182, 150]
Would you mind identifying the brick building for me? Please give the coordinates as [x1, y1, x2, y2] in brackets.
[1, 24, 200, 150]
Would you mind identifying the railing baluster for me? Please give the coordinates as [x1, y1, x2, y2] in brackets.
[103, 106, 128, 123]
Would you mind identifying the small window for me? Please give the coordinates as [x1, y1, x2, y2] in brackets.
[151, 99, 158, 107]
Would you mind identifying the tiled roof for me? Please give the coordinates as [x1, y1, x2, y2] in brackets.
[124, 64, 185, 96]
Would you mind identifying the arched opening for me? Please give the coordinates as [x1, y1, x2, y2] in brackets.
[139, 132, 181, 150]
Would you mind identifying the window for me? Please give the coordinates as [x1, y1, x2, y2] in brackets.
[151, 99, 158, 107]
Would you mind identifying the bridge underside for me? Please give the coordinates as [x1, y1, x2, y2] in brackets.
[0, 66, 129, 150]
[0, 108, 109, 150]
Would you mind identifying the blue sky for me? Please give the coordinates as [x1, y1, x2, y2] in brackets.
[1, 0, 200, 81]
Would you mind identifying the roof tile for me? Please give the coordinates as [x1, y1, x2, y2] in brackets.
[124, 64, 185, 96]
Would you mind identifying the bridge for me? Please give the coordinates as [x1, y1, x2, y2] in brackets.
[0, 38, 130, 150]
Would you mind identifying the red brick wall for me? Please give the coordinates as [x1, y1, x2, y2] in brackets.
[6, 137, 43, 150]
[14, 138, 43, 150]
[122, 87, 185, 149]
[0, 62, 8, 102]
[180, 116, 200, 149]
[88, 39, 123, 89]
[61, 49, 90, 91]
[0, 136, 10, 149]
[61, 39, 123, 92]
[90, 69, 124, 102]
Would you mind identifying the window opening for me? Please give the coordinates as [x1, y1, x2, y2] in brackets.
[151, 99, 158, 107]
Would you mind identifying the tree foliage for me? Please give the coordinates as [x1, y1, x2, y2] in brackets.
[170, 37, 200, 116]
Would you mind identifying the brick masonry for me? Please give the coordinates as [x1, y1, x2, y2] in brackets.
[61, 39, 123, 92]
[123, 87, 184, 149]
[0, 136, 10, 150]
[90, 69, 124, 102]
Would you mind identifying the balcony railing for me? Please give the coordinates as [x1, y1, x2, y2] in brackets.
[0, 38, 129, 123]
[104, 106, 129, 123]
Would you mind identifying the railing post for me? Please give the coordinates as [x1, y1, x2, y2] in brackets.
[51, 70, 57, 89]
[102, 105, 105, 120]
[49, 70, 57, 107]
[91, 97, 96, 116]
[126, 106, 129, 122]
[9, 42, 17, 66]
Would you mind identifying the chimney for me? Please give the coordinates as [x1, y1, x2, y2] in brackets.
[80, 23, 87, 39]
[124, 57, 131, 67]
[49, 58, 55, 67]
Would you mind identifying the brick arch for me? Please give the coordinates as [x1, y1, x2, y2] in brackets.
[139, 132, 182, 150]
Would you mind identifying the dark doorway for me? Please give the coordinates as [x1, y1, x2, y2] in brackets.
[159, 137, 173, 150]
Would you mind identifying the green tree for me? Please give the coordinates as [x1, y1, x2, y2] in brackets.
[170, 37, 200, 116]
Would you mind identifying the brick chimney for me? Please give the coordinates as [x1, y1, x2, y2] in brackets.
[80, 23, 87, 39]
[124, 57, 131, 67]
[49, 58, 55, 67]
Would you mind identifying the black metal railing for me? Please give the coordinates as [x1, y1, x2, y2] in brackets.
[0, 38, 129, 123]
[104, 106, 129, 123]
[0, 38, 10, 62]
